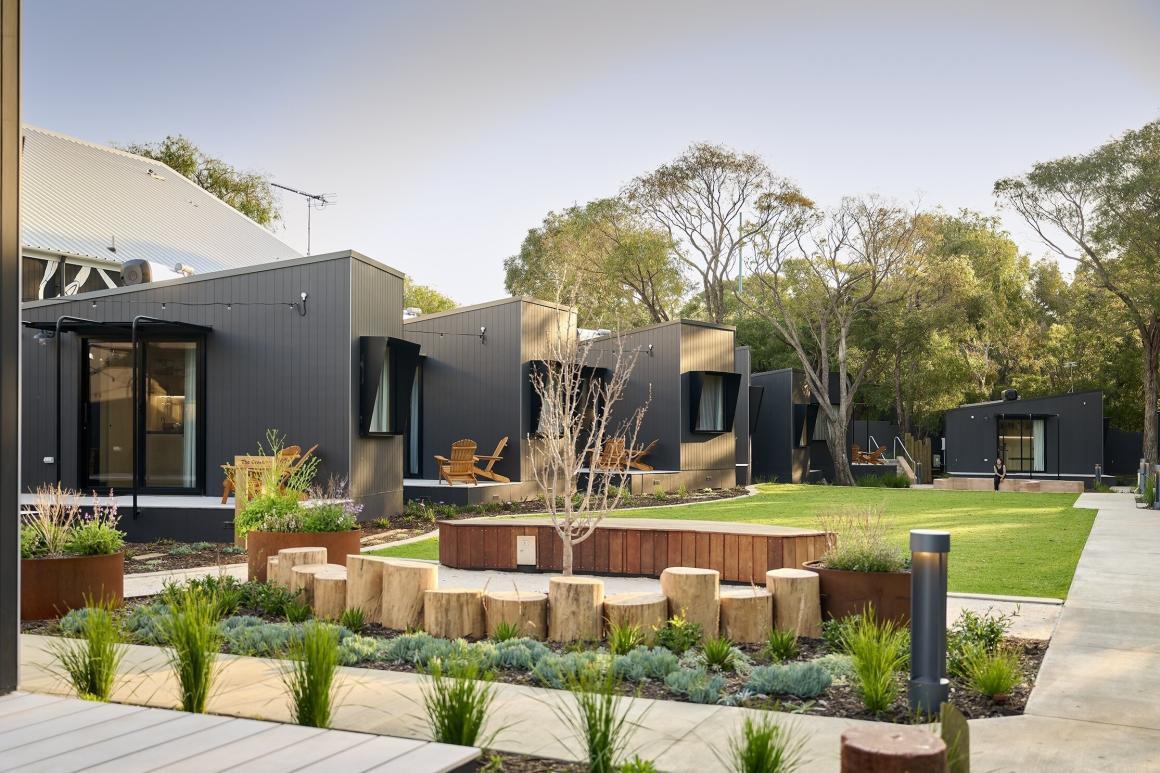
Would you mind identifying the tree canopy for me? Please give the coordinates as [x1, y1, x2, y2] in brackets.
[403, 278, 457, 315]
[121, 135, 280, 226]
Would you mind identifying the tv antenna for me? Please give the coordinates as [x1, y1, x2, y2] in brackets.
[270, 182, 334, 255]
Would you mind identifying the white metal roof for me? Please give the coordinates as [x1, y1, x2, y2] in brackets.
[20, 126, 301, 275]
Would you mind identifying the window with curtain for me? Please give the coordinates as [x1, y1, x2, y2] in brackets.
[695, 374, 726, 432]
[368, 343, 393, 434]
[998, 418, 1045, 472]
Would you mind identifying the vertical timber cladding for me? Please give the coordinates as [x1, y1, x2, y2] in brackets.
[19, 253, 357, 495]
[518, 299, 578, 481]
[590, 322, 682, 475]
[734, 346, 752, 485]
[679, 322, 739, 489]
[348, 254, 406, 519]
[403, 298, 547, 484]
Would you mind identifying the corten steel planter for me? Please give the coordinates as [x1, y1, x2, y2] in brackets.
[246, 529, 362, 582]
[803, 560, 911, 624]
[21, 552, 124, 620]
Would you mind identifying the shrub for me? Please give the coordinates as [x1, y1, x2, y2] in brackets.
[701, 636, 737, 671]
[21, 485, 124, 558]
[491, 620, 521, 643]
[555, 667, 636, 773]
[843, 609, 908, 713]
[855, 472, 911, 488]
[663, 667, 725, 704]
[283, 597, 313, 623]
[612, 646, 678, 683]
[821, 615, 858, 654]
[220, 618, 302, 657]
[619, 756, 660, 773]
[533, 651, 607, 689]
[49, 600, 124, 701]
[723, 715, 805, 773]
[947, 608, 1013, 677]
[812, 654, 856, 683]
[745, 662, 831, 699]
[491, 638, 551, 670]
[162, 586, 223, 713]
[238, 580, 303, 618]
[121, 601, 171, 645]
[422, 657, 497, 747]
[960, 644, 1021, 698]
[161, 575, 243, 620]
[235, 491, 304, 537]
[652, 484, 667, 501]
[607, 622, 646, 656]
[339, 607, 366, 632]
[815, 506, 907, 573]
[169, 544, 195, 557]
[655, 612, 703, 655]
[282, 621, 341, 727]
[676, 484, 689, 499]
[338, 634, 390, 665]
[384, 632, 455, 667]
[762, 628, 800, 663]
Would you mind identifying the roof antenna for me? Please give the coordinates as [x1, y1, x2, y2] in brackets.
[270, 182, 334, 256]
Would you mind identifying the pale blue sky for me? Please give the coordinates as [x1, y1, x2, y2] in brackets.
[23, 0, 1160, 303]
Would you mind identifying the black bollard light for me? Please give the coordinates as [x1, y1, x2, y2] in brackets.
[909, 529, 950, 715]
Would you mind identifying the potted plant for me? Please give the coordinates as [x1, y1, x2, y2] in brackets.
[241, 474, 363, 582]
[803, 506, 911, 623]
[21, 484, 125, 619]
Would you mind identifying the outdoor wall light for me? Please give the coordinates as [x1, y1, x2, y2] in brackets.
[909, 529, 950, 715]
[647, 343, 654, 356]
[480, 325, 486, 342]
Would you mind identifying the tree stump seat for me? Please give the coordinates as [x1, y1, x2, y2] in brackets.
[483, 591, 548, 640]
[719, 587, 773, 644]
[603, 592, 669, 644]
[548, 576, 604, 642]
[424, 587, 485, 640]
[660, 567, 720, 638]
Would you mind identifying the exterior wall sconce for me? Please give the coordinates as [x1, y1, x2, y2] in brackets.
[480, 326, 486, 342]
[647, 343, 654, 356]
[909, 529, 950, 715]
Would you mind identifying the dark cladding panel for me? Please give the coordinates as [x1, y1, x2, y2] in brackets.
[750, 370, 794, 483]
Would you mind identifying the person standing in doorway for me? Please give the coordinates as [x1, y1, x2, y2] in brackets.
[994, 455, 1007, 491]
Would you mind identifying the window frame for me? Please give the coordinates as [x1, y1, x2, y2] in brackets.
[686, 370, 742, 435]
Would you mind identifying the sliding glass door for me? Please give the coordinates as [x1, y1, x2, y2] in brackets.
[83, 338, 203, 493]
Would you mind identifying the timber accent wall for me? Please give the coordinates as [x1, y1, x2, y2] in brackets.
[438, 517, 830, 584]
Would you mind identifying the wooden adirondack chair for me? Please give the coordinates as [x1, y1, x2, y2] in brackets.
[472, 436, 510, 483]
[221, 445, 303, 503]
[862, 445, 887, 465]
[595, 437, 628, 468]
[627, 439, 657, 471]
[435, 439, 479, 485]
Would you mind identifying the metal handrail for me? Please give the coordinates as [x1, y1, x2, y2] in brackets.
[868, 433, 922, 479]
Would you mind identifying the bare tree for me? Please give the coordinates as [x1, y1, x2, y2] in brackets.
[528, 301, 648, 575]
[628, 143, 792, 323]
[743, 196, 918, 486]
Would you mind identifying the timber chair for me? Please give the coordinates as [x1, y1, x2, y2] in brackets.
[435, 439, 479, 485]
[628, 439, 657, 471]
[861, 446, 887, 465]
[472, 436, 510, 483]
[594, 438, 657, 471]
[221, 444, 302, 503]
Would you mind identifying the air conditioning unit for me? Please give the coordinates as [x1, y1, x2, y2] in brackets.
[121, 259, 152, 285]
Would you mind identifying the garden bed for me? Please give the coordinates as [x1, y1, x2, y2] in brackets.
[125, 540, 247, 573]
[29, 580, 1047, 725]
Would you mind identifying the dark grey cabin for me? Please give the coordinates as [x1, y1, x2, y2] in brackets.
[20, 251, 413, 540]
[944, 390, 1109, 483]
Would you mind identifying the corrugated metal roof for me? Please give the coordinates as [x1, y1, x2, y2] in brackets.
[20, 126, 301, 274]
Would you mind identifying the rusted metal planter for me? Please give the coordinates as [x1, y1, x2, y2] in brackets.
[803, 560, 911, 624]
[246, 529, 362, 582]
[21, 552, 124, 620]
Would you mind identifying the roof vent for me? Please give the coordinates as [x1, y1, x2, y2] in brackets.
[122, 259, 152, 286]
[403, 307, 423, 319]
[1002, 389, 1019, 402]
[146, 169, 166, 181]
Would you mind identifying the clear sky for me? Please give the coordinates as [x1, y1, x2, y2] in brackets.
[23, 0, 1160, 304]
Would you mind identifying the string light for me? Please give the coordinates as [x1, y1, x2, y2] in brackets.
[86, 294, 309, 317]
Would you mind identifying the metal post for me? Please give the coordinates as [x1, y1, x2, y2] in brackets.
[0, 0, 20, 695]
[909, 529, 950, 715]
[129, 315, 167, 521]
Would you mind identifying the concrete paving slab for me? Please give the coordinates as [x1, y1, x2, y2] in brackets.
[971, 715, 1160, 772]
[1050, 606, 1160, 653]
[1028, 644, 1160, 730]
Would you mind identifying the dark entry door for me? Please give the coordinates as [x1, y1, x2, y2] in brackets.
[82, 338, 203, 492]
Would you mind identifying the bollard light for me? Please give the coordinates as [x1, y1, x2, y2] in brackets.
[909, 529, 950, 715]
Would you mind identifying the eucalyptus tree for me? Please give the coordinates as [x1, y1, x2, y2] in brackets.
[628, 143, 793, 324]
[996, 119, 1160, 464]
[744, 195, 920, 486]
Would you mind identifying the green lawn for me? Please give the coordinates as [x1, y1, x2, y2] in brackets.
[374, 484, 1096, 599]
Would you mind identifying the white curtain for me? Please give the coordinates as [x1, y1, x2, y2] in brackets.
[1032, 419, 1045, 472]
[369, 345, 391, 433]
[697, 375, 725, 432]
[183, 345, 197, 487]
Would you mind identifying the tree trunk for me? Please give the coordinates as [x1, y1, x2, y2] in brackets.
[893, 350, 910, 436]
[826, 412, 856, 486]
[562, 536, 574, 576]
[1142, 321, 1159, 467]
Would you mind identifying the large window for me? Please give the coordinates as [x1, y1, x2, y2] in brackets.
[359, 336, 421, 437]
[998, 417, 1045, 472]
[83, 338, 202, 492]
